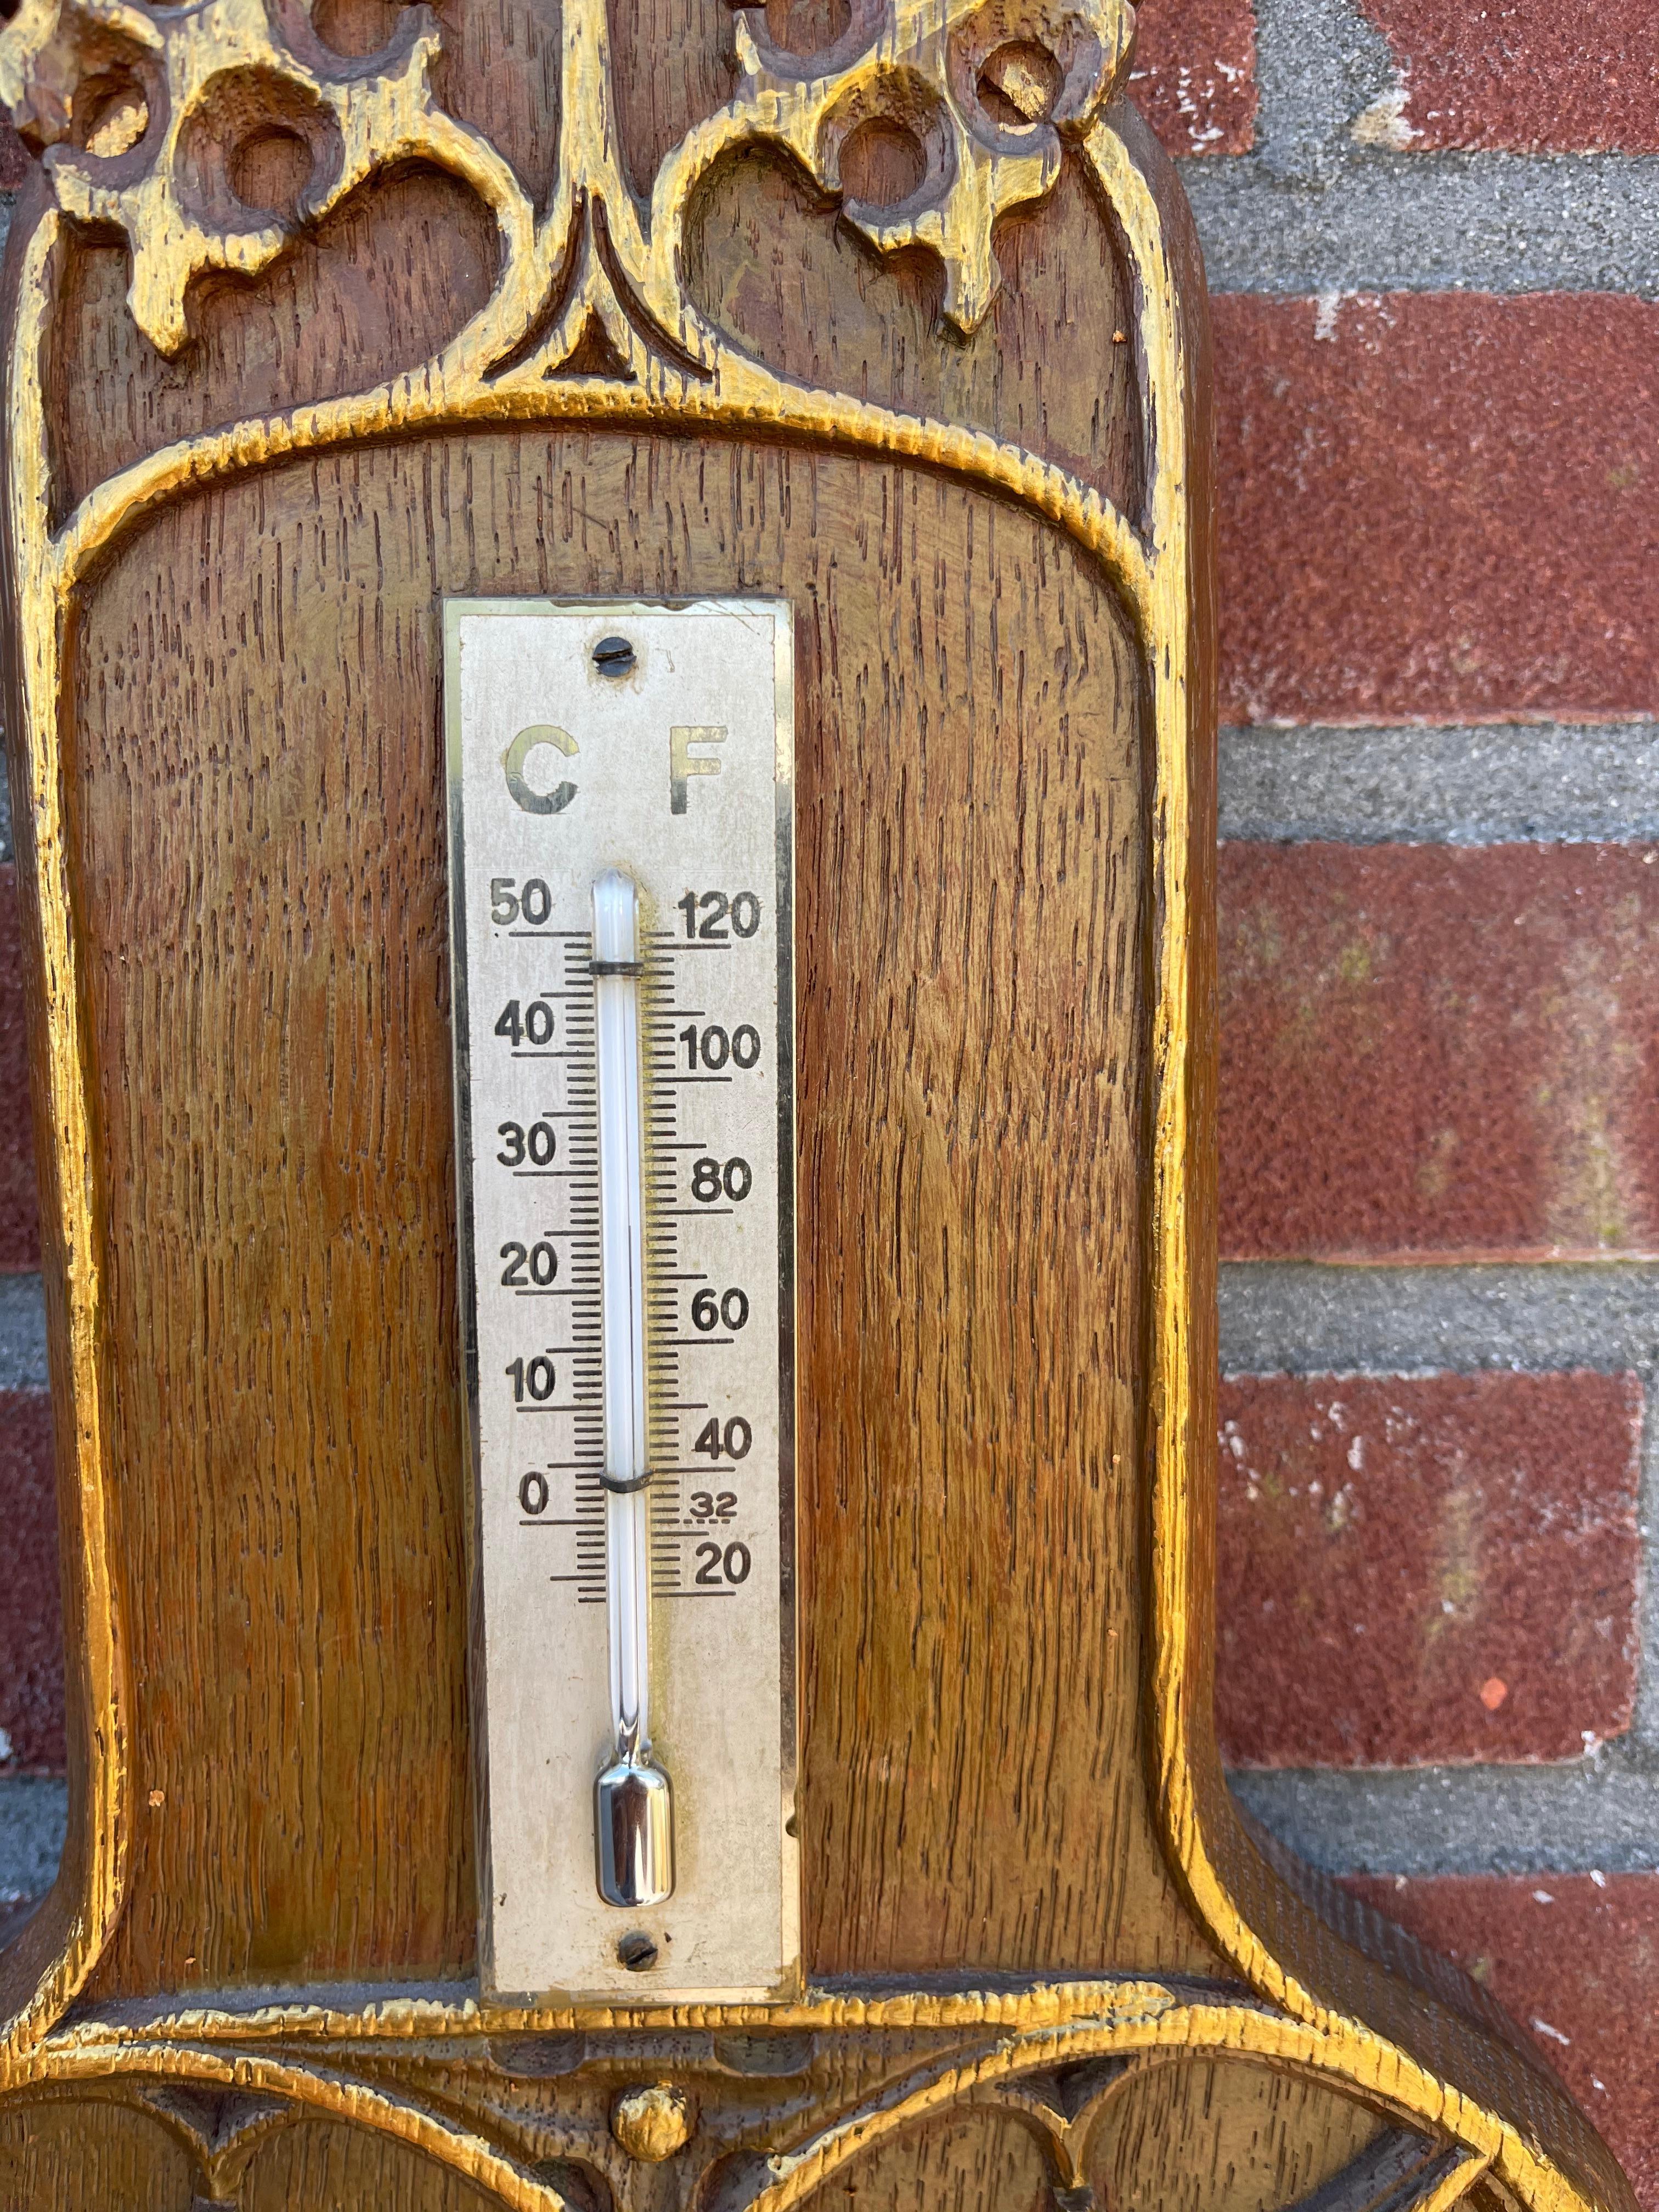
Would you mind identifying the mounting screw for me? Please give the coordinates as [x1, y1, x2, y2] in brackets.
[592, 634, 635, 676]
[616, 1929, 659, 1971]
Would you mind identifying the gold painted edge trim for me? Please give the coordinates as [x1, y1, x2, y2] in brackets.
[727, 2011, 1500, 2212]
[0, 198, 128, 2069]
[0, 188, 1146, 2072]
[5, 1994, 1536, 2212]
[0, 138, 1150, 2062]
[1419, 2150, 1500, 2212]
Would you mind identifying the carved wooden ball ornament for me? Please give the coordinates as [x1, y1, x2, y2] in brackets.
[0, 2, 1634, 2210]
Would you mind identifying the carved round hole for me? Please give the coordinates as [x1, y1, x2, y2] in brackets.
[229, 125, 314, 217]
[838, 116, 927, 208]
[976, 39, 1063, 126]
[312, 0, 410, 59]
[761, 0, 853, 59]
[74, 71, 150, 159]
[178, 71, 336, 231]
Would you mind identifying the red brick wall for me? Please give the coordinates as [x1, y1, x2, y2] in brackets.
[1130, 0, 1257, 154]
[1355, 1, 1659, 154]
[1218, 1372, 1642, 1767]
[2, 3, 1657, 2197]
[1220, 844, 1659, 1260]
[1214, 294, 1659, 725]
[1173, 0, 1659, 2194]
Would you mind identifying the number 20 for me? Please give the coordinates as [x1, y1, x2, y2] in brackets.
[695, 1540, 751, 1586]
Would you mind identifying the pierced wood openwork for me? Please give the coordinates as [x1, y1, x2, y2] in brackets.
[0, 2, 1634, 2209]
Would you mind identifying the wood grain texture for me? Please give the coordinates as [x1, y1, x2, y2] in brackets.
[0, 2098, 199, 2210]
[799, 2106, 1056, 2211]
[52, 176, 496, 516]
[1093, 2063, 1385, 2212]
[67, 430, 1212, 1993]
[238, 2118, 505, 2209]
[0, 2094, 509, 2209]
[686, 151, 1144, 514]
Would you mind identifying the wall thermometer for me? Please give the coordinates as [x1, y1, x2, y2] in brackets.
[445, 599, 797, 2001]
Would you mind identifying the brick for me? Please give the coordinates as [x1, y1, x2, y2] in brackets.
[0, 1392, 63, 1775]
[1220, 843, 1659, 1261]
[0, 868, 38, 1271]
[1357, 1, 1659, 155]
[1128, 0, 1256, 156]
[1214, 294, 1659, 725]
[1344, 1875, 1659, 2210]
[1216, 1373, 1641, 1770]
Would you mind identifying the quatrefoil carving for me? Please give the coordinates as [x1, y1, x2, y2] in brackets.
[0, 0, 533, 356]
[0, 0, 1136, 361]
[725, 0, 1135, 330]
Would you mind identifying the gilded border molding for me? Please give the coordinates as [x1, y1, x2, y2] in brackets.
[14, 1995, 1502, 2212]
[0, 6, 1632, 2211]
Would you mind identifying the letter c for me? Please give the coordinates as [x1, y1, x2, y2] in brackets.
[503, 725, 578, 815]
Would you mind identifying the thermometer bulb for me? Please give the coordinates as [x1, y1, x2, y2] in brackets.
[591, 868, 674, 1908]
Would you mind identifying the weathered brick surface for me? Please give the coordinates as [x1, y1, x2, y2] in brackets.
[0, 1392, 61, 1775]
[0, 868, 38, 1271]
[1358, 1, 1659, 155]
[1214, 294, 1659, 726]
[1220, 843, 1659, 1261]
[1129, 0, 1256, 156]
[1345, 1875, 1659, 2211]
[1217, 1373, 1642, 1769]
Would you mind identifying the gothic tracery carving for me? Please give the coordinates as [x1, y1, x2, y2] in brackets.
[0, 0, 1135, 365]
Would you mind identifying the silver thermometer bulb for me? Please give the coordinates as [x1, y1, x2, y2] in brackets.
[591, 868, 674, 1909]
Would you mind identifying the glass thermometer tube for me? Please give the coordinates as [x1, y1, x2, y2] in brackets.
[590, 868, 674, 1908]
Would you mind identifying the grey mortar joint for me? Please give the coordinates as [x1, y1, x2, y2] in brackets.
[0, 1779, 68, 1903]
[1220, 1262, 1659, 1376]
[1231, 1759, 1659, 1879]
[1175, 0, 1659, 295]
[1186, 156, 1659, 297]
[1220, 725, 1659, 848]
[0, 1274, 48, 1392]
[1248, 0, 1399, 187]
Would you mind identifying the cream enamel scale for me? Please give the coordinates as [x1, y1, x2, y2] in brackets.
[445, 600, 798, 2002]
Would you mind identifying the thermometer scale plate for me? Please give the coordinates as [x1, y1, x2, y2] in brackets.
[445, 599, 798, 2001]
